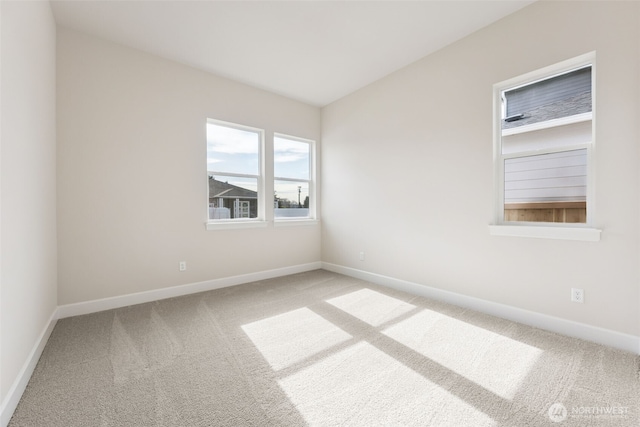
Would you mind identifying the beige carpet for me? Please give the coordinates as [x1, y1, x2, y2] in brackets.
[9, 270, 640, 426]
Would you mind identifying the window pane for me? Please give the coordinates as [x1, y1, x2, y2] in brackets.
[274, 180, 309, 218]
[274, 136, 309, 180]
[208, 175, 259, 219]
[503, 67, 591, 130]
[207, 123, 259, 175]
[504, 149, 587, 223]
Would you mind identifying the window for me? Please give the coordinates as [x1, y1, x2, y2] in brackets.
[494, 53, 595, 232]
[207, 119, 264, 225]
[274, 134, 314, 220]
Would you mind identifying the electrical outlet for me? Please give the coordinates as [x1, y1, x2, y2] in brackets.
[179, 261, 187, 272]
[359, 252, 365, 261]
[571, 288, 584, 303]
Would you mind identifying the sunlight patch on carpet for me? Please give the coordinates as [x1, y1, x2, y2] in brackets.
[278, 341, 496, 426]
[326, 288, 416, 326]
[382, 309, 542, 400]
[241, 307, 352, 371]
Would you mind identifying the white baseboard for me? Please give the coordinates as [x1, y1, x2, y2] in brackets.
[3, 260, 636, 427]
[2, 262, 322, 426]
[322, 262, 640, 355]
[58, 262, 322, 319]
[1, 308, 59, 427]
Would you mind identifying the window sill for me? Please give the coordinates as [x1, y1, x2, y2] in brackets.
[274, 219, 319, 227]
[206, 220, 268, 231]
[489, 224, 601, 242]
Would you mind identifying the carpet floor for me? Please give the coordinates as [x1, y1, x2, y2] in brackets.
[8, 270, 640, 426]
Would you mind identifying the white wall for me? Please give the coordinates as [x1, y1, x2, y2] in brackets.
[322, 1, 640, 336]
[57, 28, 321, 305]
[0, 0, 57, 413]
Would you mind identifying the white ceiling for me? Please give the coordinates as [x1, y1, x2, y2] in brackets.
[51, 0, 536, 107]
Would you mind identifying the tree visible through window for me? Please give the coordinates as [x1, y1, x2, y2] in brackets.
[495, 55, 594, 224]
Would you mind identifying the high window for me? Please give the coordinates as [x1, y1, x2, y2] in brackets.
[494, 54, 595, 229]
[206, 119, 264, 224]
[274, 134, 315, 220]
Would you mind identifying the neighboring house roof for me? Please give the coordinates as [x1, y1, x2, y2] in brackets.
[502, 91, 591, 130]
[209, 178, 257, 199]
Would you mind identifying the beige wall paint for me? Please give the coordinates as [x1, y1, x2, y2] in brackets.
[57, 28, 321, 305]
[322, 1, 640, 336]
[0, 0, 57, 403]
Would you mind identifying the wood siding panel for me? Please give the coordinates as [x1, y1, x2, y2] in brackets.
[505, 67, 591, 116]
[504, 149, 587, 203]
[506, 164, 586, 181]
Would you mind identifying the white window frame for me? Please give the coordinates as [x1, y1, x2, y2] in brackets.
[206, 119, 266, 230]
[273, 133, 318, 226]
[489, 52, 601, 242]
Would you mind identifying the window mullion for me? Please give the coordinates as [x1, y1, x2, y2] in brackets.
[210, 172, 260, 180]
[501, 143, 590, 161]
[274, 176, 310, 183]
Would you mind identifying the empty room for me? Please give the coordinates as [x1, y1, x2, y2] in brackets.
[1, 0, 639, 426]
